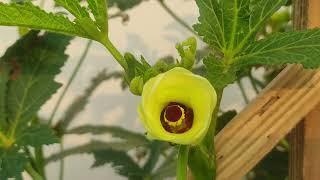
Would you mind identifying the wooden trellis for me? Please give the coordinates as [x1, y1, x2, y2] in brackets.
[204, 0, 320, 179]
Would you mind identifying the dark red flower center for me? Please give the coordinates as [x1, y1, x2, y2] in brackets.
[164, 105, 183, 122]
[160, 102, 193, 134]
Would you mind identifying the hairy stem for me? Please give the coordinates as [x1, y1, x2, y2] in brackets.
[177, 145, 190, 180]
[48, 40, 92, 125]
[102, 38, 128, 71]
[25, 163, 44, 180]
[157, 0, 199, 37]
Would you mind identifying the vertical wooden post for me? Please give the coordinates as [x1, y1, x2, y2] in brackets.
[289, 0, 320, 179]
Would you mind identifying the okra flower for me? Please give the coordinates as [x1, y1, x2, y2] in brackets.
[138, 67, 217, 145]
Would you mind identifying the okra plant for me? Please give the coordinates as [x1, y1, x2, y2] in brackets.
[0, 0, 318, 179]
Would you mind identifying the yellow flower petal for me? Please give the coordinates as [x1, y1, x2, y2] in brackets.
[138, 67, 217, 145]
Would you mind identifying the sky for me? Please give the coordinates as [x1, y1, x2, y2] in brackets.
[0, 0, 259, 179]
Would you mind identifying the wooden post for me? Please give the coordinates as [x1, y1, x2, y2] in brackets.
[289, 0, 320, 179]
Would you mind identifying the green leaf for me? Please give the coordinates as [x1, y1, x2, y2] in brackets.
[0, 148, 28, 179]
[203, 55, 238, 90]
[2, 31, 71, 136]
[0, 2, 89, 38]
[194, 0, 287, 53]
[235, 29, 320, 68]
[16, 124, 59, 147]
[92, 149, 145, 178]
[55, 0, 89, 18]
[0, 62, 10, 131]
[194, 0, 224, 49]
[55, 0, 105, 39]
[88, 0, 108, 33]
[219, 0, 250, 50]
[233, 0, 287, 52]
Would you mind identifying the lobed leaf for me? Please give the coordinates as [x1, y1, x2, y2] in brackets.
[0, 148, 27, 179]
[203, 55, 238, 90]
[0, 2, 89, 38]
[88, 0, 108, 33]
[194, 0, 287, 53]
[55, 0, 90, 18]
[2, 31, 71, 135]
[235, 29, 320, 68]
[16, 124, 59, 147]
[0, 62, 10, 131]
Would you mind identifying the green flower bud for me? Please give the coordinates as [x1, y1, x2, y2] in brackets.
[130, 76, 144, 96]
[138, 67, 217, 145]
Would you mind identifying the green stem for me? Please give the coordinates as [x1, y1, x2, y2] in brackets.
[25, 163, 44, 180]
[237, 79, 249, 104]
[157, 0, 199, 38]
[177, 145, 190, 180]
[48, 40, 92, 125]
[102, 38, 128, 71]
[35, 147, 47, 180]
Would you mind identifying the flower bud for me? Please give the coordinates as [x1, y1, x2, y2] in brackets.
[130, 76, 144, 95]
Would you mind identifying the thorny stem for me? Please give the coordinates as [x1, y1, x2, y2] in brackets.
[48, 40, 92, 125]
[157, 0, 199, 38]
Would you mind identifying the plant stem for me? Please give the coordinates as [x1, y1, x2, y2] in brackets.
[157, 0, 199, 37]
[102, 38, 128, 71]
[177, 145, 190, 180]
[35, 147, 47, 180]
[25, 163, 44, 180]
[48, 40, 92, 125]
[237, 79, 249, 104]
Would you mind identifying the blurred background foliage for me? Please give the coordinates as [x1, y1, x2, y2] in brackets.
[0, 0, 293, 179]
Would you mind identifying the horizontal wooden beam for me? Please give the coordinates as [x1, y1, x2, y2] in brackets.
[215, 65, 320, 179]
